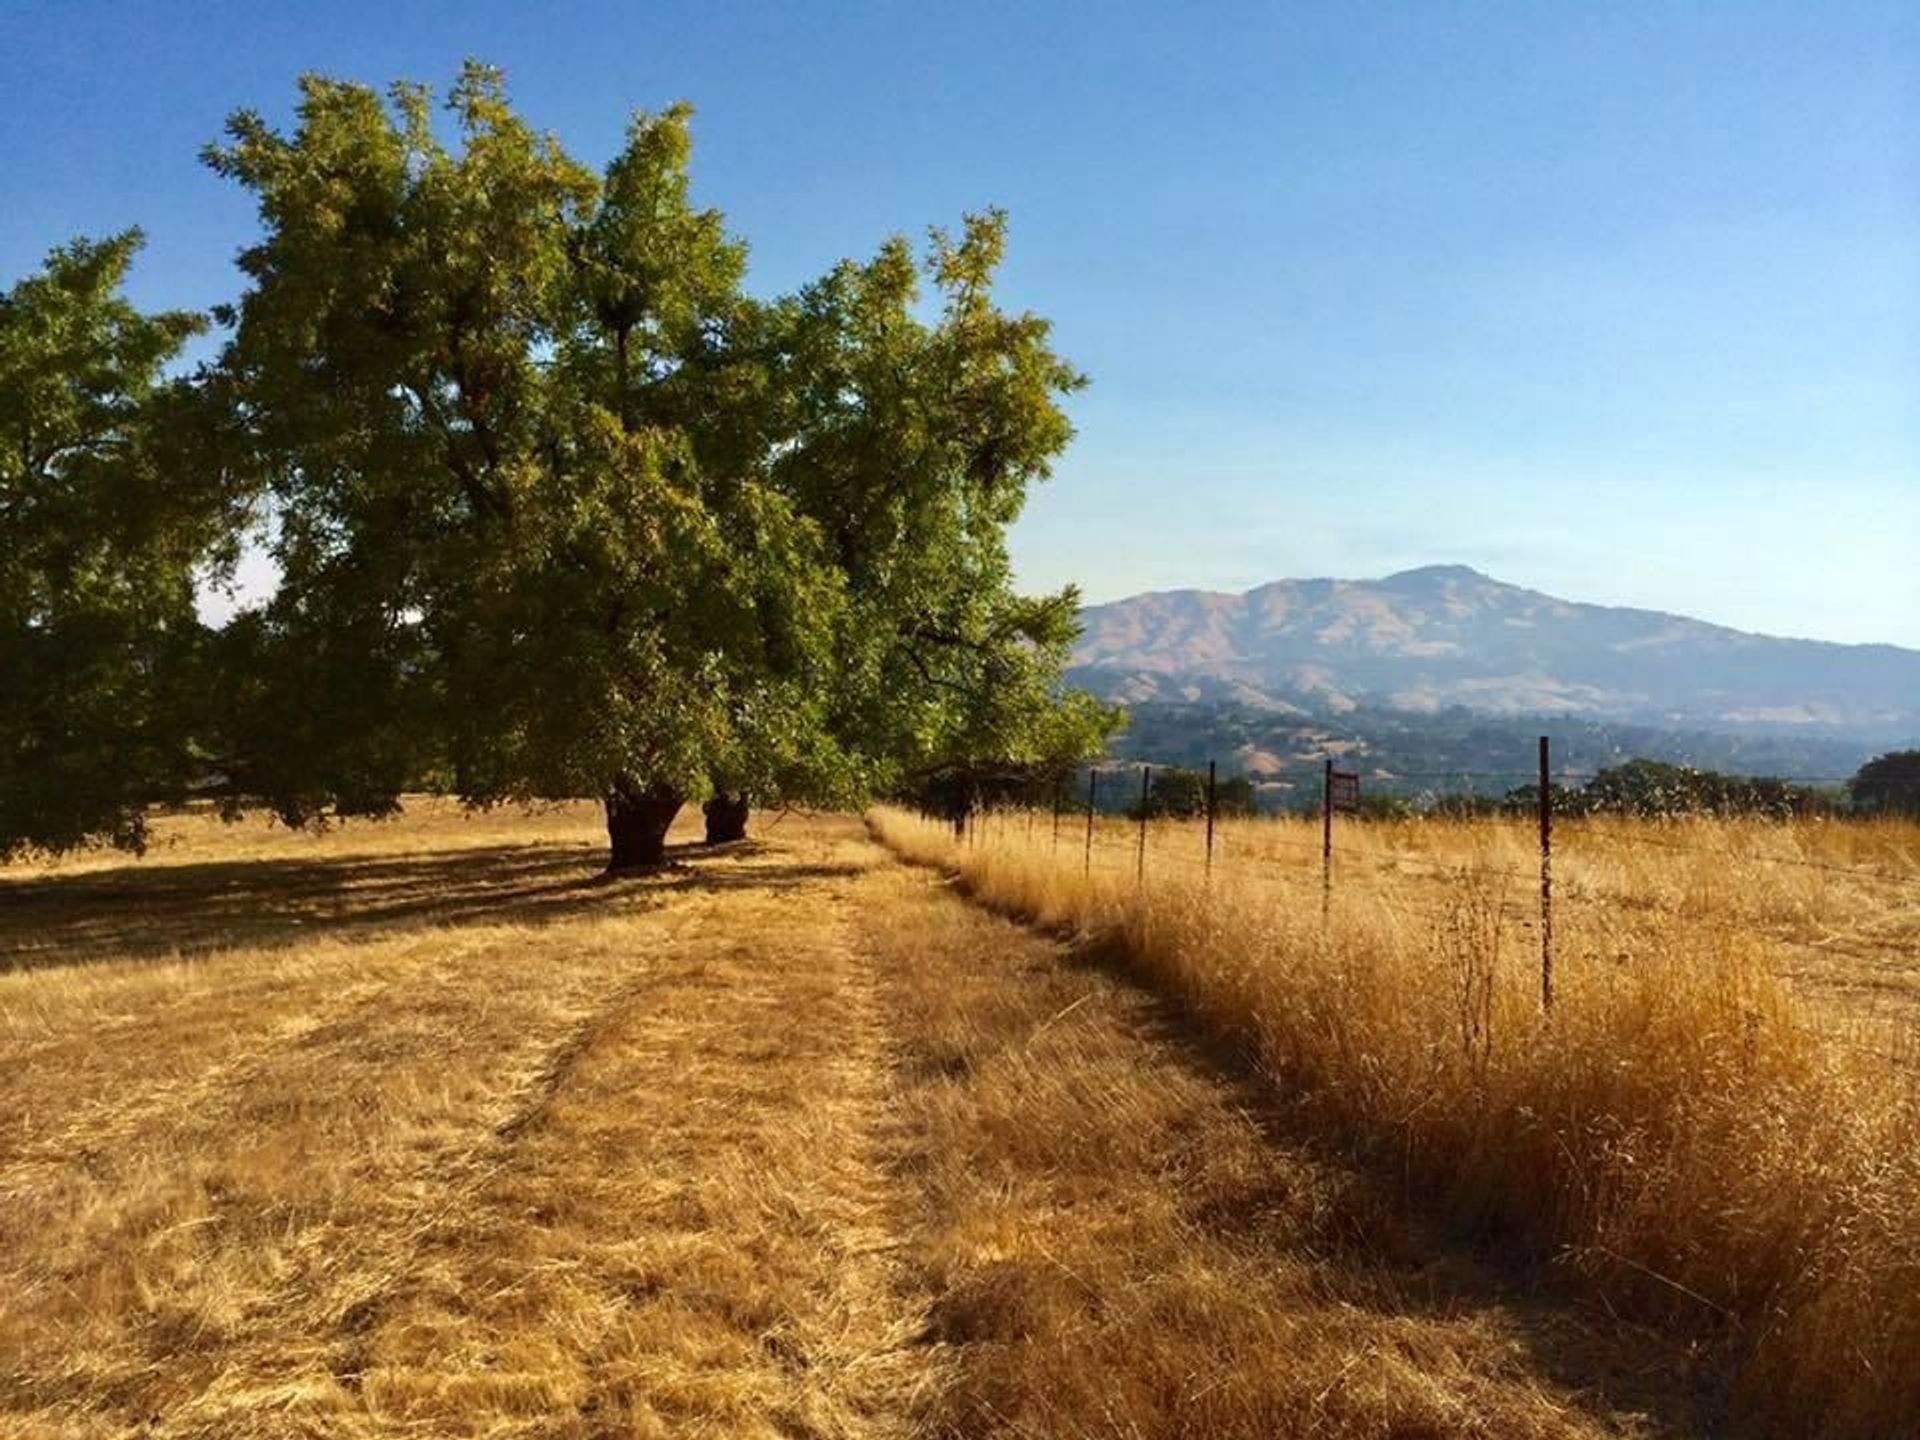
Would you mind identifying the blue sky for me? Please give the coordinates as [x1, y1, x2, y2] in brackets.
[4, 1, 1915, 644]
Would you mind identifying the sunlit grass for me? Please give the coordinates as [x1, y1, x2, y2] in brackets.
[872, 804, 1920, 1435]
[0, 807, 913, 1438]
[6, 797, 1913, 1436]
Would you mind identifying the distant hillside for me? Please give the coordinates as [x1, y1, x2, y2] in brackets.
[1072, 565, 1920, 741]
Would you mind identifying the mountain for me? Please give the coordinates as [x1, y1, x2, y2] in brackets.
[1071, 565, 1920, 743]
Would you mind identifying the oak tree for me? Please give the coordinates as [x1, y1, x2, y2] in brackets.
[3, 65, 1110, 872]
[0, 232, 232, 857]
[206, 67, 849, 868]
[759, 210, 1116, 836]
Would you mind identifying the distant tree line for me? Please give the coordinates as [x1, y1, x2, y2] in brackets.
[1126, 766, 1257, 820]
[1345, 754, 1920, 821]
[1503, 755, 1918, 820]
[1846, 751, 1920, 816]
[1107, 699, 1882, 794]
[899, 761, 1258, 824]
[1001, 753, 1920, 823]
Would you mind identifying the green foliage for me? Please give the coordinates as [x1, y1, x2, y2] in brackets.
[203, 67, 853, 829]
[1108, 701, 1879, 804]
[1134, 766, 1203, 819]
[0, 231, 226, 856]
[1503, 759, 1833, 819]
[1849, 750, 1920, 816]
[902, 760, 1075, 821]
[1358, 792, 1422, 820]
[0, 66, 1110, 861]
[196, 64, 1107, 844]
[1216, 774, 1258, 815]
[768, 208, 1118, 799]
[1121, 766, 1256, 820]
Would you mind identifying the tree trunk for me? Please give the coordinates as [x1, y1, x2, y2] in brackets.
[604, 779, 683, 873]
[703, 791, 750, 844]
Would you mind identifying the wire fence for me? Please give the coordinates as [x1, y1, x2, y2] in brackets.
[928, 738, 1920, 1071]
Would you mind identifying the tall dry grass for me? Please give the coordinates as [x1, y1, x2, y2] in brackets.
[868, 861, 1712, 1438]
[870, 805, 1920, 1436]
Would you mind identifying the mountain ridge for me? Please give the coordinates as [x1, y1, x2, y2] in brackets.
[1070, 565, 1920, 740]
[1094, 564, 1910, 651]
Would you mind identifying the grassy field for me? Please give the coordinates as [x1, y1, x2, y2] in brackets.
[3, 799, 1737, 1439]
[2, 801, 1909, 1436]
[872, 805, 1920, 1436]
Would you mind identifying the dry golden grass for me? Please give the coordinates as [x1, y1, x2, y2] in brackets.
[3, 799, 1732, 1438]
[865, 863, 1710, 1438]
[2, 804, 920, 1438]
[872, 806, 1920, 1437]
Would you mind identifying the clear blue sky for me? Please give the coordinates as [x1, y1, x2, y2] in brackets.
[4, 1, 1915, 644]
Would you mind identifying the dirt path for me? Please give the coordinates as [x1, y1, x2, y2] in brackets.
[3, 813, 1711, 1438]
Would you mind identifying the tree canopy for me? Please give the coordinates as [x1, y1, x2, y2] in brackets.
[1850, 751, 1920, 816]
[200, 69, 868, 864]
[765, 209, 1115, 817]
[0, 231, 235, 858]
[0, 63, 1111, 868]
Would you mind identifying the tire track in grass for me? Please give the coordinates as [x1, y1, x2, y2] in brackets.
[0, 895, 716, 1433]
[293, 825, 927, 1440]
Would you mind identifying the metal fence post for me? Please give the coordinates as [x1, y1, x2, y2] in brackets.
[1137, 764, 1151, 885]
[1321, 758, 1334, 923]
[1084, 768, 1097, 877]
[1205, 759, 1217, 875]
[1539, 734, 1554, 1012]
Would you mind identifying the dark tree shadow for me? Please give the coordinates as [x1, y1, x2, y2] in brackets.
[0, 839, 870, 974]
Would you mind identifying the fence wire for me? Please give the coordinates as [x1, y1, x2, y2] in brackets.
[934, 757, 1920, 1074]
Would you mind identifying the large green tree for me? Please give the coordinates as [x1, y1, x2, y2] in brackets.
[0, 65, 1109, 869]
[754, 210, 1116, 837]
[0, 232, 234, 858]
[202, 65, 1106, 869]
[204, 66, 856, 868]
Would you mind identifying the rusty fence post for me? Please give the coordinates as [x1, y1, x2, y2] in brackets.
[1136, 765, 1152, 885]
[1205, 759, 1217, 876]
[1084, 768, 1098, 878]
[1539, 734, 1554, 1012]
